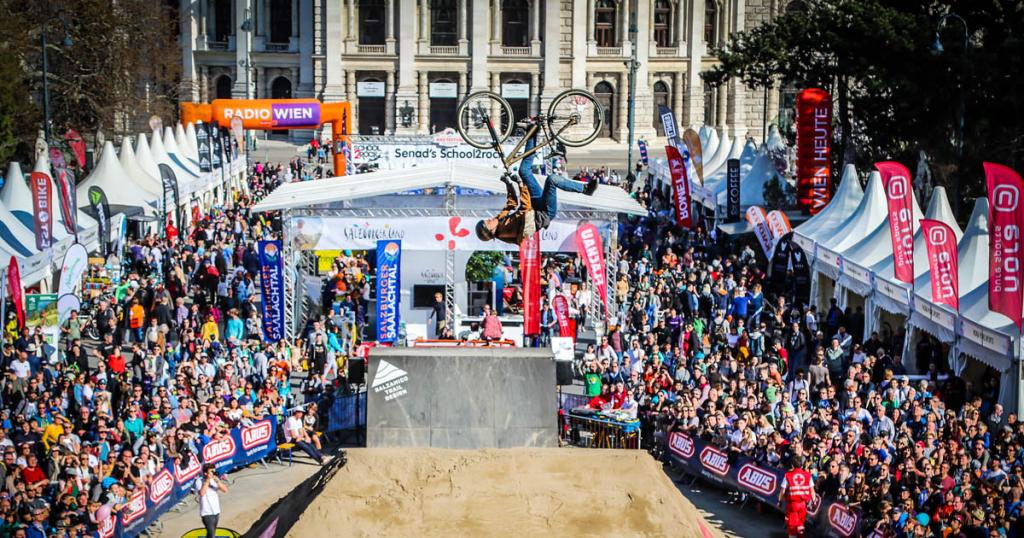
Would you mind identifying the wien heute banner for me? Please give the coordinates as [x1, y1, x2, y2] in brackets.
[258, 240, 286, 342]
[746, 206, 775, 258]
[921, 219, 960, 311]
[795, 88, 832, 214]
[985, 162, 1024, 328]
[665, 145, 693, 229]
[876, 161, 916, 283]
[520, 233, 541, 336]
[552, 295, 572, 338]
[29, 171, 53, 250]
[375, 240, 402, 343]
[7, 257, 23, 329]
[575, 223, 608, 319]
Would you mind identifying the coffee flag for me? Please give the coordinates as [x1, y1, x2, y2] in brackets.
[575, 222, 608, 320]
[876, 162, 915, 283]
[986, 162, 1024, 328]
[921, 219, 959, 311]
[520, 233, 541, 336]
[665, 145, 693, 229]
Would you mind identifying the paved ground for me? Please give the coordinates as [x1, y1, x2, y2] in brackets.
[665, 466, 783, 538]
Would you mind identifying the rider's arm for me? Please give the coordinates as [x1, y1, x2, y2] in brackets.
[495, 180, 521, 220]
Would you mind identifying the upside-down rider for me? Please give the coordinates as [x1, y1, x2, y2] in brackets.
[475, 130, 598, 245]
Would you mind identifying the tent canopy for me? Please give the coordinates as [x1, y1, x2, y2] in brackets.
[794, 164, 862, 243]
[119, 136, 162, 195]
[78, 141, 158, 215]
[821, 171, 887, 252]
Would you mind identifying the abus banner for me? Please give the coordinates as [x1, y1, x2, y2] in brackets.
[795, 88, 832, 214]
[726, 159, 741, 222]
[520, 233, 541, 336]
[746, 206, 774, 258]
[665, 145, 692, 229]
[258, 240, 285, 342]
[986, 162, 1024, 328]
[876, 161, 916, 283]
[552, 294, 572, 338]
[29, 171, 53, 250]
[575, 223, 608, 319]
[921, 218, 959, 311]
[375, 240, 402, 343]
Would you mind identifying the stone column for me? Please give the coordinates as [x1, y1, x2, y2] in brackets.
[672, 70, 684, 125]
[420, 0, 430, 45]
[256, 66, 266, 98]
[397, 0, 418, 134]
[297, 0, 315, 97]
[418, 72, 430, 134]
[530, 0, 540, 50]
[385, 71, 396, 133]
[292, 0, 300, 38]
[199, 0, 208, 40]
[386, 0, 396, 51]
[530, 72, 540, 115]
[717, 84, 728, 129]
[573, 0, 589, 88]
[233, 0, 251, 98]
[767, 79, 780, 128]
[459, 0, 468, 44]
[634, 0, 654, 137]
[347, 70, 358, 130]
[458, 71, 468, 97]
[471, 0, 490, 90]
[617, 72, 628, 140]
[346, 0, 356, 41]
[491, 0, 502, 44]
[683, 0, 704, 126]
[200, 66, 210, 102]
[323, 0, 346, 101]
[586, 72, 595, 90]
[586, 0, 595, 46]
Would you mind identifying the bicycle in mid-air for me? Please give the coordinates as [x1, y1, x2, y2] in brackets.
[455, 88, 604, 172]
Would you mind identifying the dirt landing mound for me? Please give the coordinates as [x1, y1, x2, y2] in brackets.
[288, 448, 721, 538]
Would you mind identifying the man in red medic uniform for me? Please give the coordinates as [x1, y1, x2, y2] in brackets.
[778, 455, 816, 538]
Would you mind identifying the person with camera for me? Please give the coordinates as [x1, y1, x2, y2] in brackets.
[196, 463, 228, 538]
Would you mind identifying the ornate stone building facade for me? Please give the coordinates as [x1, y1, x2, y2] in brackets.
[179, 0, 797, 141]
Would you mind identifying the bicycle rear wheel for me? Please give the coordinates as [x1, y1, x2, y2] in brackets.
[546, 89, 603, 147]
[456, 91, 514, 149]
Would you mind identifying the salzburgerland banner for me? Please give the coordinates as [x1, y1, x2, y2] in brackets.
[87, 186, 111, 257]
[665, 146, 693, 229]
[520, 233, 541, 336]
[575, 222, 608, 319]
[876, 161, 915, 283]
[286, 216, 609, 253]
[667, 431, 866, 538]
[552, 294, 572, 338]
[258, 240, 285, 342]
[795, 88, 832, 215]
[100, 416, 278, 538]
[375, 240, 402, 343]
[29, 171, 53, 250]
[985, 162, 1024, 329]
[921, 218, 960, 312]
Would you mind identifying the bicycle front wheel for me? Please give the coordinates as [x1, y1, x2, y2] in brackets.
[546, 89, 603, 147]
[456, 91, 514, 149]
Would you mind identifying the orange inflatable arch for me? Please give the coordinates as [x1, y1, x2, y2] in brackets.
[180, 99, 353, 176]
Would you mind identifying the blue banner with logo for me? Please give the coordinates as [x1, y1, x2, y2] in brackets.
[375, 240, 402, 343]
[638, 139, 649, 166]
[258, 240, 285, 342]
[666, 431, 867, 538]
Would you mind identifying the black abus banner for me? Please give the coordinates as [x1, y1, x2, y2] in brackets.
[726, 158, 741, 222]
[667, 431, 866, 538]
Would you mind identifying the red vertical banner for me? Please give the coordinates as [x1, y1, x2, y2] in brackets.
[665, 145, 693, 228]
[575, 222, 608, 319]
[64, 129, 86, 169]
[29, 171, 53, 250]
[876, 161, 916, 283]
[795, 88, 832, 214]
[552, 295, 572, 338]
[746, 206, 774, 258]
[921, 219, 960, 311]
[520, 233, 541, 336]
[7, 257, 23, 329]
[986, 162, 1024, 328]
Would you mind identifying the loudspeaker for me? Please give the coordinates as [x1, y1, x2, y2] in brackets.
[349, 357, 366, 385]
[555, 359, 574, 386]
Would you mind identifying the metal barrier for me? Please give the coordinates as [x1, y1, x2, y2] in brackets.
[562, 412, 642, 449]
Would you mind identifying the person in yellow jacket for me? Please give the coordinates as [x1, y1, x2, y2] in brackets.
[201, 315, 220, 342]
[128, 299, 146, 343]
[41, 415, 68, 451]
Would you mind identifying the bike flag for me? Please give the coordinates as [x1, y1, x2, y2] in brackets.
[29, 172, 53, 250]
[746, 206, 775, 258]
[258, 240, 286, 342]
[921, 219, 960, 311]
[520, 233, 541, 336]
[575, 223, 608, 320]
[986, 162, 1024, 328]
[876, 161, 916, 283]
[637, 139, 649, 166]
[665, 146, 693, 229]
[552, 295, 572, 338]
[375, 240, 402, 343]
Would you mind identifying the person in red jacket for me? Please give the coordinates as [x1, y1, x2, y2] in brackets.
[778, 455, 816, 538]
[107, 346, 127, 376]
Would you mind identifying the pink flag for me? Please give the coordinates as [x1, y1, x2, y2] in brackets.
[921, 219, 959, 311]
[575, 222, 608, 320]
[745, 206, 774, 257]
[665, 145, 693, 228]
[7, 257, 23, 329]
[552, 295, 572, 338]
[986, 162, 1024, 329]
[519, 233, 541, 336]
[876, 161, 915, 283]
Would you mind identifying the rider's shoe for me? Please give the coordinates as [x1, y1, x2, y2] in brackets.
[584, 177, 598, 196]
[548, 141, 566, 159]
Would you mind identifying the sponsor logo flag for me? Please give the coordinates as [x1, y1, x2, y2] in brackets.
[258, 240, 286, 342]
[87, 186, 111, 257]
[746, 206, 774, 258]
[375, 240, 402, 343]
[657, 105, 679, 143]
[57, 243, 88, 297]
[795, 88, 832, 214]
[7, 257, 23, 329]
[29, 172, 53, 250]
[552, 295, 572, 338]
[53, 169, 77, 235]
[64, 129, 86, 168]
[637, 139, 649, 166]
[196, 122, 212, 173]
[921, 219, 959, 311]
[520, 233, 541, 336]
[665, 145, 693, 229]
[986, 162, 1024, 328]
[766, 210, 792, 253]
[575, 223, 608, 319]
[726, 159, 741, 223]
[158, 164, 182, 228]
[876, 161, 916, 283]
[682, 129, 704, 184]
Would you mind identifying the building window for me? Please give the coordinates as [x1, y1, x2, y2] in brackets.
[271, 77, 293, 99]
[786, 0, 807, 13]
[212, 0, 233, 42]
[705, 0, 718, 45]
[269, 0, 292, 44]
[653, 0, 671, 47]
[595, 0, 617, 47]
[430, 0, 457, 46]
[215, 75, 233, 99]
[594, 80, 615, 137]
[360, 0, 386, 44]
[652, 80, 670, 136]
[502, 0, 529, 47]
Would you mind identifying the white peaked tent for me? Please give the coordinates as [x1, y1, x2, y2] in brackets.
[118, 137, 161, 195]
[809, 171, 887, 309]
[703, 128, 721, 162]
[185, 122, 200, 160]
[0, 163, 40, 257]
[1, 160, 34, 213]
[134, 133, 162, 180]
[150, 130, 199, 195]
[793, 165, 863, 253]
[698, 125, 712, 147]
[714, 148, 787, 208]
[78, 142, 158, 215]
[836, 187, 924, 309]
[161, 126, 201, 179]
[700, 138, 754, 205]
[766, 124, 786, 152]
[702, 132, 735, 177]
[175, 124, 197, 163]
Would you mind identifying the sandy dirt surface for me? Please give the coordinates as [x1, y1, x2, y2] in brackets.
[288, 448, 722, 538]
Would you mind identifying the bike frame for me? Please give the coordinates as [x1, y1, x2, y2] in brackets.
[476, 102, 578, 171]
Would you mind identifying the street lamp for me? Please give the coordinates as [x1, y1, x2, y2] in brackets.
[40, 13, 73, 145]
[931, 12, 968, 217]
[624, 10, 639, 178]
[239, 5, 254, 154]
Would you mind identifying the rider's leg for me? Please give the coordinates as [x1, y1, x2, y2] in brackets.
[518, 135, 544, 199]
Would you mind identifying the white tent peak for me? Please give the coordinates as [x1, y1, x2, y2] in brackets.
[78, 141, 157, 214]
[766, 125, 786, 152]
[923, 186, 962, 240]
[960, 197, 988, 245]
[1, 162, 29, 209]
[185, 123, 199, 159]
[134, 133, 161, 180]
[119, 137, 161, 195]
[795, 164, 863, 242]
[704, 128, 721, 160]
[175, 124, 195, 161]
[821, 170, 886, 251]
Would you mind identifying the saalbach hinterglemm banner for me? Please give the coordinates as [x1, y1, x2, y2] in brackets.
[986, 162, 1024, 329]
[375, 240, 402, 343]
[258, 240, 285, 342]
[520, 233, 541, 336]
